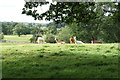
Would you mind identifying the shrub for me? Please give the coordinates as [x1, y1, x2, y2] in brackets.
[0, 32, 4, 40]
[29, 37, 34, 43]
[45, 34, 56, 43]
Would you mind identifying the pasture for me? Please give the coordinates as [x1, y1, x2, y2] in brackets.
[3, 35, 32, 42]
[1, 42, 119, 78]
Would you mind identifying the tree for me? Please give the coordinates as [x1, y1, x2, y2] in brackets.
[13, 23, 26, 37]
[22, 2, 96, 24]
[1, 22, 8, 35]
[30, 24, 44, 43]
[28, 23, 33, 27]
[98, 16, 120, 43]
[1, 22, 12, 35]
[22, 2, 120, 24]
[22, 26, 31, 35]
[57, 26, 71, 43]
[6, 25, 13, 35]
[113, 3, 120, 23]
[69, 22, 91, 43]
[36, 24, 42, 35]
[45, 34, 56, 43]
[47, 25, 57, 35]
[0, 32, 4, 40]
[1, 22, 18, 35]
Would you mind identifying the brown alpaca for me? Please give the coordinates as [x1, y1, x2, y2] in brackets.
[55, 38, 65, 44]
[70, 37, 75, 44]
[91, 40, 102, 44]
[91, 36, 102, 44]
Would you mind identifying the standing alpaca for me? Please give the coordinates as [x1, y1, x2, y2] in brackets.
[70, 37, 75, 44]
[37, 37, 45, 44]
[55, 38, 65, 44]
[74, 36, 84, 44]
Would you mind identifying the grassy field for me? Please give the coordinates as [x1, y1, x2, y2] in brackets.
[1, 42, 119, 78]
[3, 35, 32, 42]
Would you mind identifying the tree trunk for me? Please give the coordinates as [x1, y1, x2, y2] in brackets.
[34, 36, 37, 43]
[18, 34, 20, 37]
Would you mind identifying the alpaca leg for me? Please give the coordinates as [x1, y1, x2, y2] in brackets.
[43, 40, 44, 44]
[39, 40, 40, 44]
[43, 39, 45, 43]
[74, 40, 76, 44]
[38, 39, 39, 44]
[42, 39, 44, 44]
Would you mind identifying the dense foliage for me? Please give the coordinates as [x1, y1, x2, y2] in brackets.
[0, 32, 4, 40]
[22, 2, 96, 24]
[1, 22, 31, 36]
[57, 26, 71, 43]
[22, 2, 120, 24]
[45, 34, 56, 43]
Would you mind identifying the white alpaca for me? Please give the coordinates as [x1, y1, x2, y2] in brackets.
[37, 37, 45, 44]
[74, 36, 84, 44]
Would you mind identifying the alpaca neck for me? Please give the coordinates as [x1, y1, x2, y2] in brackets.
[56, 40, 58, 43]
[74, 38, 76, 42]
[55, 39, 58, 43]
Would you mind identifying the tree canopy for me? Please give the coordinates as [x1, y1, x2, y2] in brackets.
[22, 2, 96, 24]
[22, 2, 120, 24]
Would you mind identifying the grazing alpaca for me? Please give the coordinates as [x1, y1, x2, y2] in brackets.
[55, 38, 65, 44]
[70, 37, 75, 44]
[74, 36, 84, 44]
[37, 37, 45, 44]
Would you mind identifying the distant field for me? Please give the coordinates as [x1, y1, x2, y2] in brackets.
[3, 35, 32, 42]
[1, 43, 119, 78]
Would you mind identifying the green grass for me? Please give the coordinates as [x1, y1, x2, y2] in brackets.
[3, 35, 32, 42]
[1, 43, 119, 78]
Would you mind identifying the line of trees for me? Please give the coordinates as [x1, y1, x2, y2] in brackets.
[1, 15, 120, 43]
[1, 22, 31, 36]
[1, 22, 65, 36]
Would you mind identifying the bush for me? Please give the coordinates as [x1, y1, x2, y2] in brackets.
[29, 37, 34, 43]
[45, 34, 56, 43]
[0, 33, 4, 40]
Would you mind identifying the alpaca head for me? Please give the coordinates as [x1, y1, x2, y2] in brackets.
[55, 38, 58, 41]
[73, 36, 76, 40]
